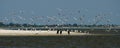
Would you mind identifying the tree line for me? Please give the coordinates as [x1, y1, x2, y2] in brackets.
[0, 22, 119, 27]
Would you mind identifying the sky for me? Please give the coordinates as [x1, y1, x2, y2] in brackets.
[0, 0, 120, 25]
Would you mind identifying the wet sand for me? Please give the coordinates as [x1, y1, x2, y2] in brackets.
[0, 35, 120, 48]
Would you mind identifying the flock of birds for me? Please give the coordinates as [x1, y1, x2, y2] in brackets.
[1, 8, 119, 32]
[2, 8, 112, 26]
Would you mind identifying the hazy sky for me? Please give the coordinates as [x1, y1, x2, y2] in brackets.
[0, 0, 120, 25]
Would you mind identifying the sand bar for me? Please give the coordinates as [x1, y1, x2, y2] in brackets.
[0, 29, 89, 36]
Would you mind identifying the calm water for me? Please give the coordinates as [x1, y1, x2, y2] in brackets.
[0, 35, 120, 48]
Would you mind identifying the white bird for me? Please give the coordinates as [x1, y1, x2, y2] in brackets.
[56, 8, 63, 12]
[17, 15, 25, 20]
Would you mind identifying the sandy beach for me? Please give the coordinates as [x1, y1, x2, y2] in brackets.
[0, 29, 89, 36]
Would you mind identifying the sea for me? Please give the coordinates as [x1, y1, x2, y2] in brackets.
[0, 35, 120, 48]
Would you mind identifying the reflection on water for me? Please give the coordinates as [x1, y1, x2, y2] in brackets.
[0, 46, 32, 48]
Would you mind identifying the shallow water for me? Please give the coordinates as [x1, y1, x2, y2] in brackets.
[0, 35, 120, 48]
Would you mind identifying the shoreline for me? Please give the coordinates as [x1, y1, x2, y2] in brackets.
[0, 29, 90, 36]
[0, 29, 120, 36]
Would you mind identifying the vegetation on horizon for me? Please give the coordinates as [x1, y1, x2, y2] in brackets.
[0, 22, 119, 27]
